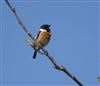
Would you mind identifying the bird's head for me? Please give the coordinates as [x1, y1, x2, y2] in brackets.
[40, 24, 51, 32]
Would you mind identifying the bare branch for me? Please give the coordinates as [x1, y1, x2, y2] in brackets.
[5, 0, 35, 41]
[5, 0, 83, 86]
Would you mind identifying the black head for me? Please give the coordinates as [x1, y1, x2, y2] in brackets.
[40, 24, 51, 32]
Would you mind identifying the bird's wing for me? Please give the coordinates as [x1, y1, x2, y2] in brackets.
[35, 31, 41, 40]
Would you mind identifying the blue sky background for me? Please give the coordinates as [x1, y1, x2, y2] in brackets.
[1, 0, 100, 86]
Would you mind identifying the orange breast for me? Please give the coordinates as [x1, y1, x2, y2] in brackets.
[36, 31, 51, 47]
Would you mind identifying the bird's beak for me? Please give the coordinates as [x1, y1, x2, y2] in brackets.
[49, 24, 51, 27]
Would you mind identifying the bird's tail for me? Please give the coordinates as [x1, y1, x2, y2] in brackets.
[33, 51, 37, 59]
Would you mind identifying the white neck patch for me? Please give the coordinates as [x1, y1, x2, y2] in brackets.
[40, 28, 47, 32]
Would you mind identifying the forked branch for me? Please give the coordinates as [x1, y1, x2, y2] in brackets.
[5, 0, 83, 86]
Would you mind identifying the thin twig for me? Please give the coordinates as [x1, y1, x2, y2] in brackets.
[5, 0, 83, 86]
[5, 0, 35, 41]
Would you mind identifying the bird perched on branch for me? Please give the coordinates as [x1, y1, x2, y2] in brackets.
[33, 24, 51, 59]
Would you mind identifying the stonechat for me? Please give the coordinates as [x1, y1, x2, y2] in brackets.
[33, 24, 51, 59]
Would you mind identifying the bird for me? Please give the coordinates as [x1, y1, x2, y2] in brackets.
[33, 24, 51, 59]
